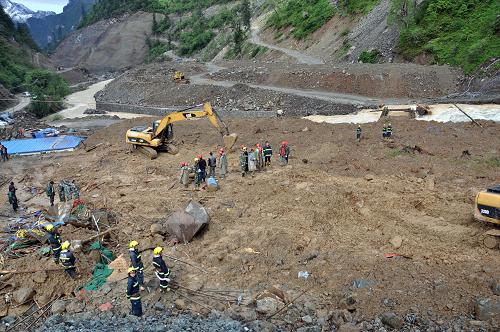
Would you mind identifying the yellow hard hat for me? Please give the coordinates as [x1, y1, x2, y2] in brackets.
[61, 241, 70, 250]
[194, 158, 199, 161]
[153, 247, 163, 255]
[44, 224, 54, 232]
[129, 240, 139, 248]
[128, 267, 136, 274]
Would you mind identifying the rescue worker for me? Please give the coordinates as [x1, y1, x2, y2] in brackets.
[1, 144, 8, 161]
[263, 141, 273, 167]
[279, 141, 290, 166]
[46, 180, 56, 206]
[387, 123, 393, 138]
[382, 125, 387, 139]
[255, 143, 263, 171]
[58, 182, 66, 202]
[7, 182, 18, 212]
[219, 148, 228, 179]
[180, 162, 190, 187]
[44, 224, 62, 264]
[152, 247, 171, 292]
[193, 158, 201, 188]
[356, 125, 362, 142]
[129, 241, 145, 290]
[198, 155, 207, 183]
[207, 152, 217, 178]
[126, 267, 142, 317]
[248, 148, 257, 176]
[59, 241, 76, 278]
[0, 143, 4, 162]
[239, 147, 248, 177]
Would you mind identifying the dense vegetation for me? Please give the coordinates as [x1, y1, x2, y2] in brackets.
[267, 0, 381, 39]
[393, 0, 500, 73]
[24, 69, 70, 118]
[266, 0, 335, 39]
[0, 6, 36, 90]
[358, 49, 381, 63]
[81, 0, 235, 27]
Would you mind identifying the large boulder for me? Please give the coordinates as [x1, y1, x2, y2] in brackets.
[164, 201, 210, 243]
[13, 288, 35, 304]
[50, 300, 66, 314]
[475, 298, 500, 321]
[256, 297, 279, 315]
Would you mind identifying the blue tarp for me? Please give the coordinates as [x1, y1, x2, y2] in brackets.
[31, 128, 60, 138]
[1, 135, 84, 155]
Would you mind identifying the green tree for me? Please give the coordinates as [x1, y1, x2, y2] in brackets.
[241, 0, 251, 31]
[233, 23, 244, 56]
[24, 69, 70, 118]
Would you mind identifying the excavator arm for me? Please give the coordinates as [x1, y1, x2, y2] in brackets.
[152, 102, 236, 147]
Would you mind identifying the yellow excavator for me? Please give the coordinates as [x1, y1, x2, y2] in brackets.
[474, 184, 500, 249]
[125, 102, 238, 159]
[173, 71, 189, 84]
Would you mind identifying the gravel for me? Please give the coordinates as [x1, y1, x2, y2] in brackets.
[36, 313, 248, 332]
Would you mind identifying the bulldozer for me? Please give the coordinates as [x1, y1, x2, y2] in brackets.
[474, 184, 500, 249]
[125, 102, 238, 159]
[173, 71, 189, 84]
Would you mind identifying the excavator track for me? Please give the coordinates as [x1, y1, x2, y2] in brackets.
[482, 229, 500, 249]
[136, 145, 158, 159]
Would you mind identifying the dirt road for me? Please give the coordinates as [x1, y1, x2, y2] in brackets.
[250, 18, 325, 65]
[2, 95, 30, 114]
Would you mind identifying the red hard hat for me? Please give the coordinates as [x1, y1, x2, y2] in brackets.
[197, 155, 203, 159]
[256, 143, 260, 147]
[219, 148, 224, 153]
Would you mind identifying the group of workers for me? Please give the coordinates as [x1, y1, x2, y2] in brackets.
[179, 141, 291, 185]
[127, 241, 171, 317]
[179, 149, 228, 188]
[44, 221, 170, 317]
[238, 141, 290, 177]
[0, 142, 8, 162]
[355, 123, 394, 141]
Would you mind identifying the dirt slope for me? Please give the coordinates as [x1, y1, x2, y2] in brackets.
[0, 116, 499, 329]
[51, 12, 155, 73]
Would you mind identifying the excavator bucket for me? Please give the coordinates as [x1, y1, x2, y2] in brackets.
[223, 133, 238, 149]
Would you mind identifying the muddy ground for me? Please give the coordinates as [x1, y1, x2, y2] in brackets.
[0, 114, 499, 330]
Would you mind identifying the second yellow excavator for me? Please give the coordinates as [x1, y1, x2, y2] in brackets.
[125, 102, 238, 159]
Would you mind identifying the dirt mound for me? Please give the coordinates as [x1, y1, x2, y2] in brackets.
[95, 62, 360, 116]
[51, 12, 155, 73]
[210, 61, 462, 99]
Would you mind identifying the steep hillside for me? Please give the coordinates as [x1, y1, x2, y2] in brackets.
[263, 0, 499, 72]
[77, 0, 263, 62]
[26, 0, 96, 49]
[0, 5, 37, 90]
[52, 12, 155, 73]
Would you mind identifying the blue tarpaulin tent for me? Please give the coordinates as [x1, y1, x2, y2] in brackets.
[1, 136, 85, 155]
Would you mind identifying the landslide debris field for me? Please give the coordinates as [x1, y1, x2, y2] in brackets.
[1, 115, 499, 331]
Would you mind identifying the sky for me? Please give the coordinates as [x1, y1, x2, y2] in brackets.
[16, 0, 68, 13]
